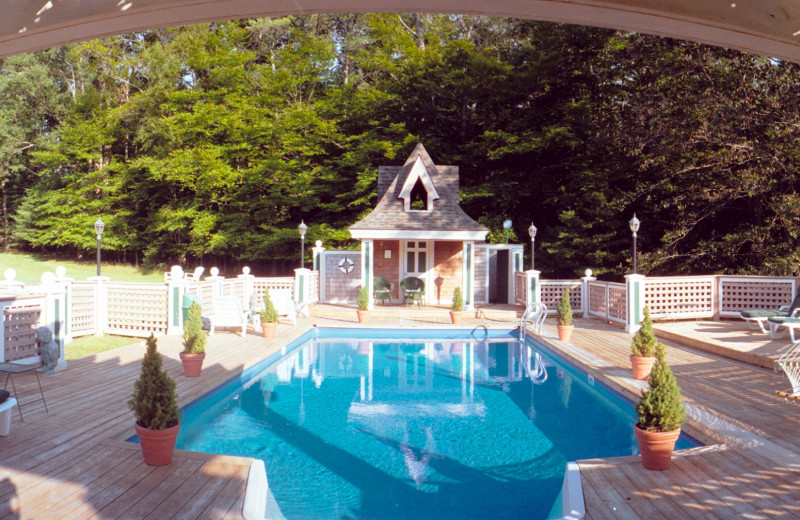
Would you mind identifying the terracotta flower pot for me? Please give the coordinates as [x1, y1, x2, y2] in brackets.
[450, 311, 463, 324]
[634, 424, 681, 470]
[630, 355, 656, 380]
[261, 322, 277, 338]
[135, 422, 180, 466]
[179, 352, 205, 378]
[557, 324, 573, 342]
[357, 310, 370, 324]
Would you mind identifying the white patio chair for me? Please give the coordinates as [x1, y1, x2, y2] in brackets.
[185, 266, 204, 282]
[209, 295, 248, 336]
[270, 289, 297, 326]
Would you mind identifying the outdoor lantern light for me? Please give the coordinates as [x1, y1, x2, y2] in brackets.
[503, 219, 513, 244]
[629, 214, 640, 274]
[528, 222, 537, 270]
[298, 220, 308, 268]
[94, 217, 104, 277]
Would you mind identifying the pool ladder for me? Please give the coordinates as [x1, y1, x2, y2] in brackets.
[519, 302, 547, 342]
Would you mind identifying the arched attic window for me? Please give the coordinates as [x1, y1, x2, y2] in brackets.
[399, 155, 439, 212]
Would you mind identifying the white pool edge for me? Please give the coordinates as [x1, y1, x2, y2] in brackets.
[557, 461, 586, 520]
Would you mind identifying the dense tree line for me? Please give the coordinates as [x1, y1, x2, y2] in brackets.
[2, 15, 800, 278]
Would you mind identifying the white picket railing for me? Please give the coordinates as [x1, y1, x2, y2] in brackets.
[644, 276, 715, 320]
[541, 280, 582, 315]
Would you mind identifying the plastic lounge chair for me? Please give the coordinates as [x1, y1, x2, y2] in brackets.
[270, 289, 298, 325]
[374, 277, 393, 305]
[741, 293, 800, 333]
[209, 295, 247, 336]
[400, 277, 425, 307]
[767, 315, 800, 341]
[185, 266, 204, 282]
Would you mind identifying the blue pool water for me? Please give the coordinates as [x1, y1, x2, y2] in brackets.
[172, 328, 698, 520]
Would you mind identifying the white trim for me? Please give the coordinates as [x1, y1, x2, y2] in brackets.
[350, 229, 487, 240]
[398, 155, 440, 212]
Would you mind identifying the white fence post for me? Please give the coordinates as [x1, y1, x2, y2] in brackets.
[294, 268, 312, 317]
[89, 275, 110, 337]
[206, 267, 224, 297]
[55, 266, 74, 346]
[525, 270, 541, 307]
[625, 274, 646, 334]
[238, 266, 255, 310]
[312, 241, 325, 271]
[581, 269, 595, 317]
[166, 266, 186, 336]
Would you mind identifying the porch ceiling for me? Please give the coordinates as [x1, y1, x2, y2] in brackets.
[1, 1, 800, 61]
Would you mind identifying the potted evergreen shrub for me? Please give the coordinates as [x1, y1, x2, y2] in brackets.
[129, 334, 180, 466]
[180, 300, 206, 377]
[556, 289, 573, 341]
[357, 285, 370, 324]
[260, 289, 279, 338]
[634, 342, 686, 470]
[630, 306, 657, 380]
[450, 286, 464, 324]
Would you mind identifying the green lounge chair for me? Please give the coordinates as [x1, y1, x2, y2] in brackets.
[767, 315, 800, 341]
[374, 277, 393, 305]
[740, 293, 800, 333]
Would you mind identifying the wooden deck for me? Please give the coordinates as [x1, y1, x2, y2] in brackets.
[1, 309, 799, 519]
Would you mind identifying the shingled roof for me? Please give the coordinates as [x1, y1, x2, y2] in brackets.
[349, 144, 489, 240]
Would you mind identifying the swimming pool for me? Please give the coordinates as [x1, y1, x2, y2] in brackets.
[170, 328, 698, 520]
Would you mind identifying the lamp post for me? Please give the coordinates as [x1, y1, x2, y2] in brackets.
[629, 214, 640, 274]
[528, 222, 537, 270]
[94, 217, 104, 277]
[503, 219, 512, 244]
[298, 220, 307, 268]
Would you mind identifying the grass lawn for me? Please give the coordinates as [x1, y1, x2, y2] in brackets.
[0, 251, 165, 285]
[66, 335, 144, 360]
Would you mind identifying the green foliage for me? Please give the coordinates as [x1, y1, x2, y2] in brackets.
[6, 19, 800, 278]
[636, 342, 686, 432]
[182, 301, 206, 354]
[556, 290, 573, 326]
[128, 334, 180, 430]
[260, 289, 279, 323]
[357, 285, 370, 311]
[631, 306, 657, 357]
[451, 286, 463, 312]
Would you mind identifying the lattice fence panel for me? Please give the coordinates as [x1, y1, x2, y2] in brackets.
[541, 281, 582, 314]
[71, 282, 97, 337]
[644, 277, 714, 319]
[4, 304, 42, 361]
[588, 282, 609, 318]
[719, 277, 796, 316]
[253, 278, 295, 309]
[220, 279, 246, 300]
[186, 281, 215, 312]
[105, 283, 168, 337]
[608, 285, 627, 323]
[514, 272, 527, 305]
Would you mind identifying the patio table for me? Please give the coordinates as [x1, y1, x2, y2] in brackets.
[0, 362, 48, 422]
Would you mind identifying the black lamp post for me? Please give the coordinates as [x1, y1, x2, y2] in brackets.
[629, 214, 640, 274]
[503, 219, 512, 244]
[528, 222, 537, 270]
[94, 217, 104, 277]
[298, 220, 307, 268]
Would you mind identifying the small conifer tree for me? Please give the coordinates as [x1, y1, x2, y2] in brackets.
[260, 289, 279, 323]
[129, 334, 180, 430]
[556, 289, 573, 326]
[451, 287, 463, 312]
[182, 301, 206, 354]
[357, 285, 370, 311]
[636, 342, 686, 432]
[631, 306, 657, 357]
